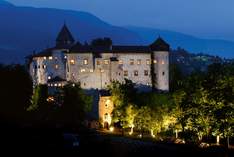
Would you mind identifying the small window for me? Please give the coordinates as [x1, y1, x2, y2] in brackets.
[54, 56, 58, 60]
[43, 65, 46, 69]
[147, 83, 150, 86]
[134, 70, 138, 76]
[70, 59, 75, 65]
[84, 83, 86, 86]
[104, 113, 108, 120]
[55, 64, 58, 69]
[49, 56, 53, 60]
[119, 60, 123, 65]
[162, 71, 165, 76]
[124, 70, 128, 76]
[48, 76, 51, 80]
[100, 69, 104, 73]
[43, 57, 46, 60]
[83, 59, 88, 65]
[72, 73, 75, 77]
[58, 83, 62, 87]
[146, 59, 151, 65]
[81, 69, 86, 72]
[97, 60, 101, 65]
[64, 56, 67, 59]
[105, 103, 108, 108]
[90, 69, 94, 73]
[104, 60, 109, 65]
[137, 59, 141, 65]
[153, 59, 157, 64]
[162, 60, 165, 65]
[130, 59, 134, 65]
[144, 70, 149, 76]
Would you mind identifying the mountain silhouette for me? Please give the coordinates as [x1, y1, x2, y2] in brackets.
[0, 1, 233, 63]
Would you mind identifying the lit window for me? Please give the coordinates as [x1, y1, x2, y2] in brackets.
[124, 70, 128, 76]
[90, 69, 94, 73]
[147, 83, 150, 86]
[83, 59, 88, 65]
[119, 60, 123, 65]
[146, 59, 151, 65]
[144, 70, 149, 76]
[97, 60, 101, 65]
[64, 56, 67, 59]
[104, 113, 108, 120]
[137, 59, 141, 65]
[70, 59, 75, 65]
[43, 57, 46, 60]
[49, 56, 53, 60]
[104, 60, 109, 65]
[134, 70, 138, 76]
[58, 83, 62, 87]
[81, 69, 86, 72]
[100, 69, 104, 73]
[54, 83, 58, 87]
[48, 76, 51, 80]
[130, 59, 134, 65]
[43, 65, 46, 69]
[55, 64, 58, 69]
[153, 59, 157, 64]
[162, 60, 165, 65]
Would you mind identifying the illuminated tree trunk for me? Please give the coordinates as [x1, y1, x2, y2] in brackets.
[216, 135, 220, 145]
[175, 129, 178, 139]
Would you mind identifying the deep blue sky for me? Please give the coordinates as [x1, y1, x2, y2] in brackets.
[7, 0, 234, 41]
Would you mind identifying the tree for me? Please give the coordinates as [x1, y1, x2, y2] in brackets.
[91, 37, 112, 47]
[0, 64, 33, 125]
[58, 83, 92, 129]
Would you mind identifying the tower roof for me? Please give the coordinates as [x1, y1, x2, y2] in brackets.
[56, 24, 75, 46]
[150, 37, 170, 51]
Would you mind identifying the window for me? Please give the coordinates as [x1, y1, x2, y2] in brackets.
[90, 69, 94, 73]
[104, 60, 109, 65]
[162, 60, 165, 65]
[49, 56, 53, 60]
[54, 56, 58, 60]
[104, 113, 108, 120]
[58, 83, 62, 87]
[84, 83, 86, 86]
[146, 59, 151, 65]
[144, 70, 149, 76]
[119, 60, 123, 65]
[83, 59, 88, 65]
[81, 69, 86, 72]
[100, 69, 104, 73]
[43, 57, 46, 60]
[130, 59, 134, 65]
[153, 59, 157, 64]
[48, 76, 51, 80]
[97, 60, 101, 65]
[134, 70, 138, 76]
[55, 64, 58, 69]
[42, 65, 46, 69]
[124, 70, 128, 76]
[64, 56, 67, 59]
[72, 73, 75, 77]
[162, 71, 165, 76]
[70, 59, 75, 65]
[147, 83, 150, 86]
[137, 59, 141, 65]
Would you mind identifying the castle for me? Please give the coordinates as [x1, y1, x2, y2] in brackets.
[28, 24, 170, 127]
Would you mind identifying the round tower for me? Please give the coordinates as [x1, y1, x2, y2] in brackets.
[150, 37, 169, 92]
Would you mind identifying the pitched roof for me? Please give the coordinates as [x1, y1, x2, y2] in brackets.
[56, 24, 75, 45]
[150, 37, 170, 51]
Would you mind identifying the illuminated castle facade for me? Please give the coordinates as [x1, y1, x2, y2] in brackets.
[29, 24, 170, 92]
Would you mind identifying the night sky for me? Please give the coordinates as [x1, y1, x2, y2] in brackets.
[7, 0, 234, 41]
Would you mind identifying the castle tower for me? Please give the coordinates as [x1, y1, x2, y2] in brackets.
[150, 37, 170, 92]
[56, 23, 75, 47]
